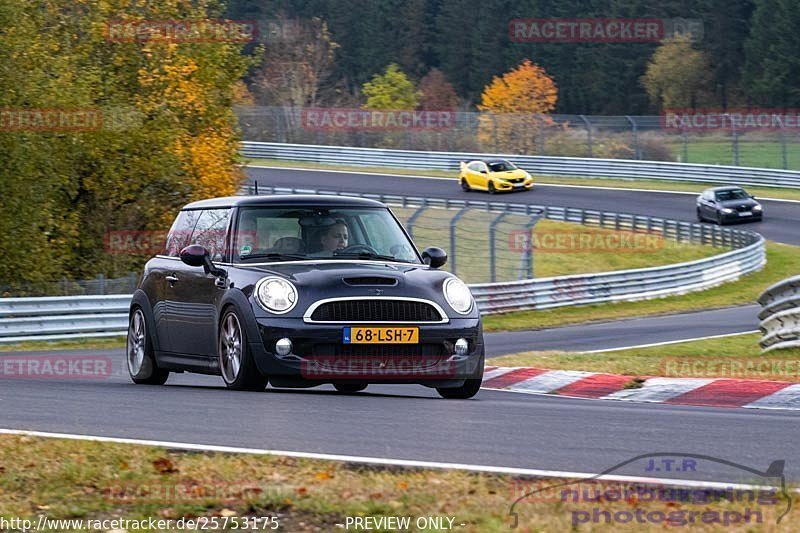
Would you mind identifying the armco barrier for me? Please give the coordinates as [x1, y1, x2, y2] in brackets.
[758, 276, 800, 352]
[241, 142, 800, 190]
[0, 191, 765, 343]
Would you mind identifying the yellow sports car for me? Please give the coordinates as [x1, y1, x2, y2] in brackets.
[458, 159, 534, 193]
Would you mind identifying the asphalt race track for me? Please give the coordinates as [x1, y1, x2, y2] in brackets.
[1, 166, 796, 487]
[245, 166, 800, 246]
[1, 348, 799, 485]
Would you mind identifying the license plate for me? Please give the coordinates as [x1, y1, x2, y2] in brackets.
[343, 327, 419, 344]
[738, 212, 752, 217]
[514, 183, 525, 188]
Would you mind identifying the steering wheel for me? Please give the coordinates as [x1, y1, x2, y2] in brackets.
[336, 244, 379, 255]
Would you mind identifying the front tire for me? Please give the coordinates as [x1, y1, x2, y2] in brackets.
[488, 181, 496, 194]
[219, 309, 268, 391]
[127, 307, 169, 385]
[437, 353, 484, 399]
[716, 211, 725, 226]
[696, 208, 704, 222]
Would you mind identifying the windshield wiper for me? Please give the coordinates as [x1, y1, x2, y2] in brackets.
[239, 252, 307, 261]
[333, 251, 410, 262]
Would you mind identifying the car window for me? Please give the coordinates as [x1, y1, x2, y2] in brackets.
[164, 210, 202, 257]
[715, 189, 749, 201]
[488, 161, 517, 172]
[360, 212, 416, 261]
[467, 162, 480, 172]
[233, 206, 421, 263]
[189, 209, 232, 261]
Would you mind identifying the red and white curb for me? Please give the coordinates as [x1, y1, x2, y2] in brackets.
[482, 366, 800, 411]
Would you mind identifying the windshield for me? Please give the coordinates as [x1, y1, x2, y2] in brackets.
[233, 206, 420, 264]
[488, 160, 517, 172]
[715, 189, 749, 201]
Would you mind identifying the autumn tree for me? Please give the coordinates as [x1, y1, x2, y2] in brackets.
[252, 16, 339, 108]
[362, 64, 420, 110]
[477, 59, 559, 154]
[419, 69, 458, 110]
[0, 0, 252, 293]
[641, 35, 712, 110]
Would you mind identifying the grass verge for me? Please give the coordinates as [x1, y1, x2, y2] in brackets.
[483, 241, 796, 333]
[0, 336, 127, 353]
[490, 332, 800, 381]
[1, 434, 795, 531]
[245, 158, 800, 202]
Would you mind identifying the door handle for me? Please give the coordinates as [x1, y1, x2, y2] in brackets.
[166, 274, 179, 283]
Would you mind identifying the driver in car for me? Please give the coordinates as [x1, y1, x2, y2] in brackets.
[316, 220, 349, 254]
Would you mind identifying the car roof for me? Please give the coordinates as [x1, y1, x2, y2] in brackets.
[182, 194, 386, 210]
[704, 186, 746, 193]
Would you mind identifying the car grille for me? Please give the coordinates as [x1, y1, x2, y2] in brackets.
[735, 204, 751, 212]
[311, 343, 447, 358]
[308, 299, 443, 322]
[510, 178, 525, 183]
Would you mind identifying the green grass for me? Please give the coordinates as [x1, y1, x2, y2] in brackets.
[483, 241, 797, 332]
[490, 332, 800, 382]
[667, 139, 800, 171]
[0, 336, 126, 352]
[2, 434, 795, 532]
[245, 157, 800, 201]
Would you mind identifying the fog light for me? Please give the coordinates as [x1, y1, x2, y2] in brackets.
[275, 338, 292, 356]
[454, 338, 469, 356]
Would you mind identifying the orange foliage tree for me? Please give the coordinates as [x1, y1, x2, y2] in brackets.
[477, 59, 560, 154]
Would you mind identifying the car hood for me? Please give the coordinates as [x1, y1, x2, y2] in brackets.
[490, 168, 528, 180]
[719, 198, 759, 209]
[234, 260, 461, 318]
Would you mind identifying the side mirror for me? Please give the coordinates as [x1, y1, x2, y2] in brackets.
[751, 195, 756, 200]
[422, 247, 447, 269]
[180, 245, 226, 277]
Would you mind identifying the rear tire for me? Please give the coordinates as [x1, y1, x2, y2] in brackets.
[334, 383, 368, 393]
[127, 307, 169, 385]
[436, 353, 484, 399]
[219, 309, 268, 391]
[460, 179, 471, 192]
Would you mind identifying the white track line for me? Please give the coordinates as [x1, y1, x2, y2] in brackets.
[0, 428, 782, 491]
[246, 164, 800, 203]
[577, 330, 759, 354]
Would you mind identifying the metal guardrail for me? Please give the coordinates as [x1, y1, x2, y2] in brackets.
[0, 295, 131, 344]
[241, 141, 800, 190]
[254, 187, 765, 315]
[0, 190, 765, 343]
[758, 276, 800, 352]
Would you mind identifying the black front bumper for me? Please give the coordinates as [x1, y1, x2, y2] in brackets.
[250, 317, 484, 388]
[720, 210, 762, 223]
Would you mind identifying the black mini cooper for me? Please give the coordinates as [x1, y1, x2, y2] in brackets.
[127, 195, 485, 399]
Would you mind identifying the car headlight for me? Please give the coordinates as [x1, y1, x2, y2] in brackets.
[255, 277, 298, 314]
[753, 205, 763, 211]
[443, 277, 473, 314]
[721, 208, 734, 214]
